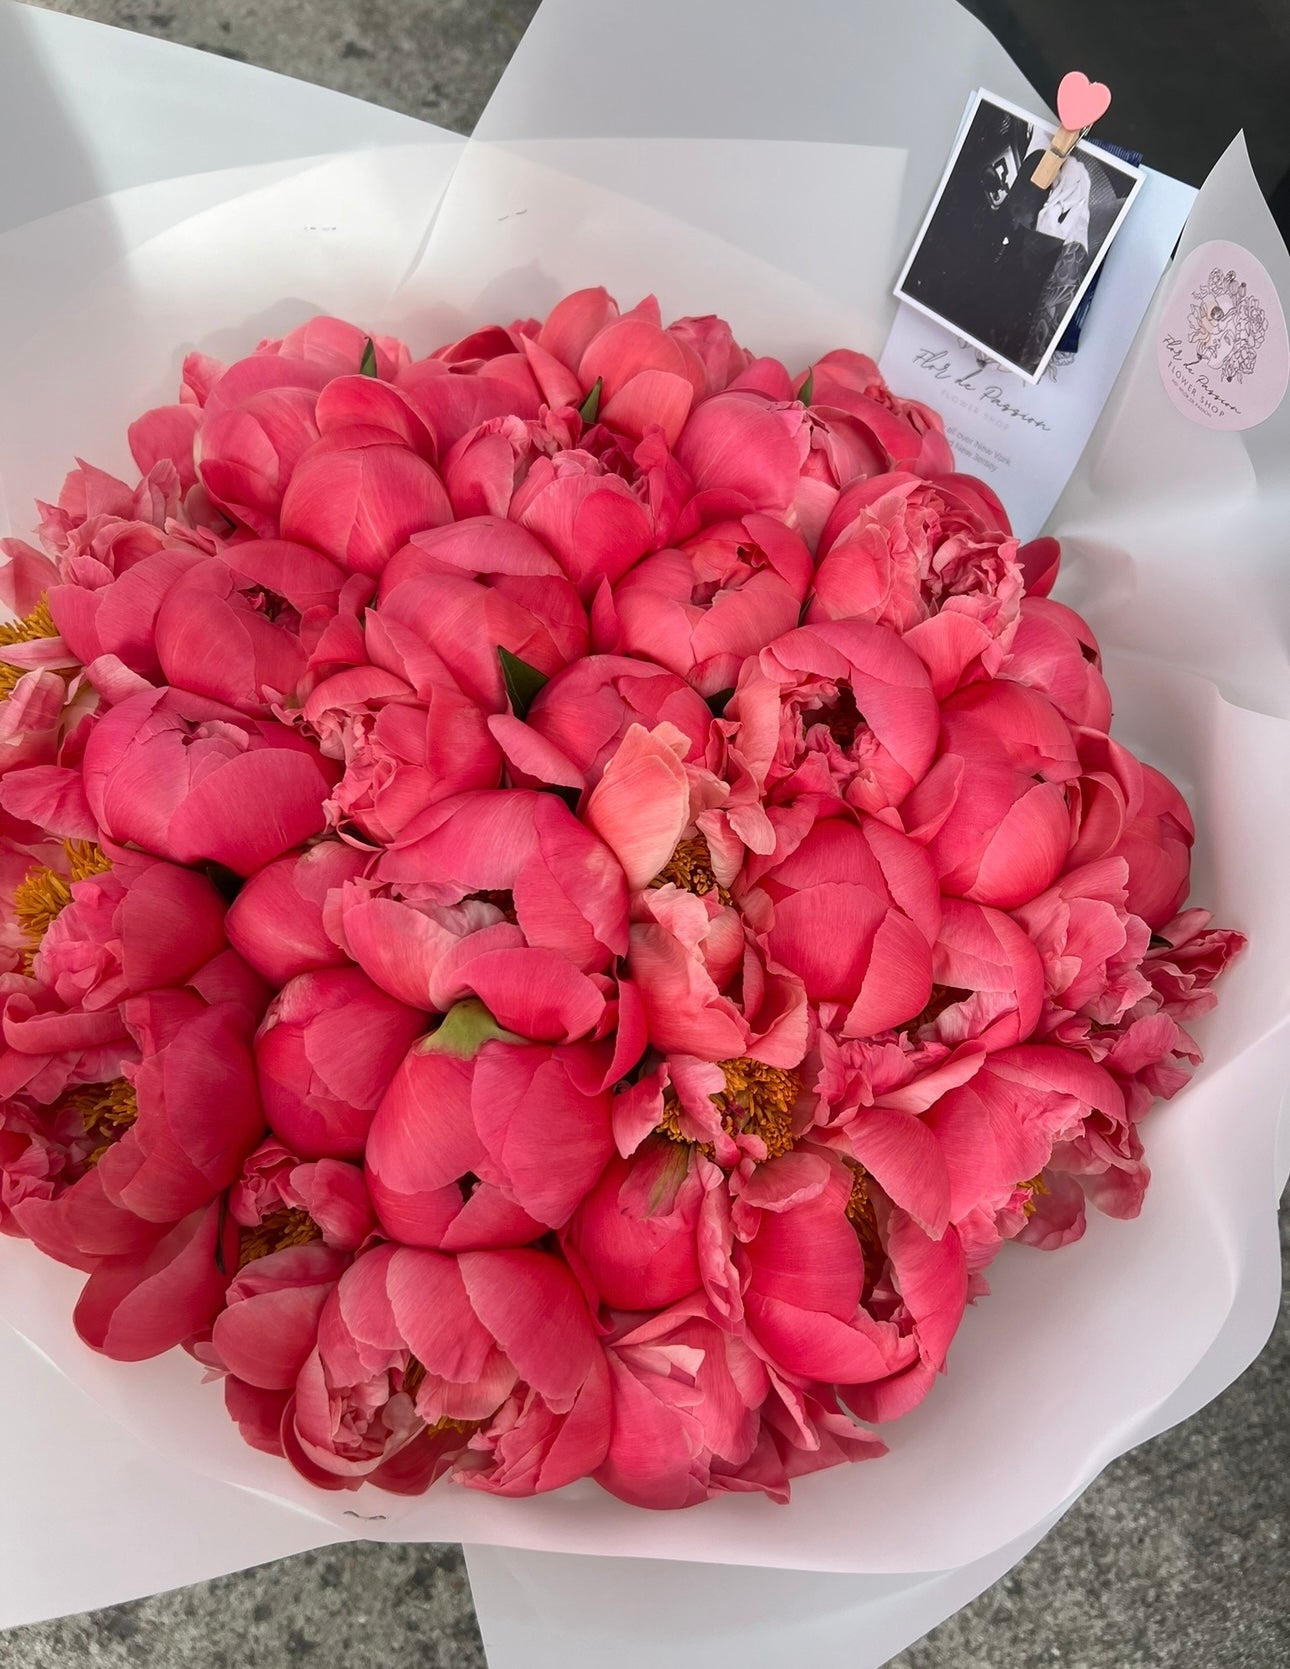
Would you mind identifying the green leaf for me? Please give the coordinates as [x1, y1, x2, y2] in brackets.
[798, 368, 814, 406]
[359, 337, 379, 378]
[706, 687, 735, 718]
[577, 376, 604, 424]
[498, 645, 549, 719]
[418, 998, 527, 1060]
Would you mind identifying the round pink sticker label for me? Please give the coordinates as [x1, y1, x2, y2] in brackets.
[1157, 239, 1288, 429]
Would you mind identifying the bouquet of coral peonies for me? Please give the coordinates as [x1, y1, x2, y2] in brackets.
[0, 287, 1242, 1507]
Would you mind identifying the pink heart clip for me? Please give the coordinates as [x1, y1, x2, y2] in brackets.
[1057, 70, 1111, 133]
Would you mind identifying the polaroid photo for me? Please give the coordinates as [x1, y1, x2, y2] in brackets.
[894, 90, 1145, 384]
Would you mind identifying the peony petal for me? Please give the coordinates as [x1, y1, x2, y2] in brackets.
[583, 724, 689, 890]
[459, 1248, 598, 1413]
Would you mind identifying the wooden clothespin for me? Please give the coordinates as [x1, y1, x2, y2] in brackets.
[1031, 71, 1112, 188]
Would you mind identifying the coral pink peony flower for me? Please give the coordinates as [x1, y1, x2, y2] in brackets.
[809, 472, 1012, 630]
[230, 1137, 376, 1254]
[724, 619, 940, 821]
[255, 968, 426, 1159]
[225, 840, 370, 987]
[494, 654, 714, 794]
[629, 883, 809, 1070]
[48, 547, 205, 681]
[675, 391, 809, 518]
[739, 1152, 918, 1387]
[468, 1035, 617, 1228]
[561, 293, 709, 445]
[1014, 858, 1152, 1027]
[999, 595, 1112, 731]
[198, 379, 325, 539]
[601, 513, 814, 697]
[1106, 762, 1195, 931]
[303, 661, 501, 845]
[377, 537, 588, 701]
[279, 441, 454, 576]
[506, 450, 657, 601]
[594, 1302, 768, 1508]
[152, 558, 313, 712]
[8, 976, 265, 1269]
[581, 722, 742, 898]
[899, 682, 1080, 911]
[801, 350, 955, 477]
[925, 898, 1046, 1049]
[266, 317, 411, 381]
[210, 1241, 352, 1391]
[82, 685, 338, 876]
[453, 1351, 612, 1499]
[920, 1045, 1125, 1228]
[278, 1242, 602, 1493]
[533, 289, 750, 435]
[364, 1043, 490, 1249]
[561, 1140, 722, 1312]
[666, 313, 754, 397]
[33, 457, 184, 575]
[365, 1031, 568, 1257]
[353, 787, 629, 999]
[31, 847, 229, 1014]
[835, 1207, 968, 1423]
[748, 815, 941, 1035]
[0, 669, 72, 779]
[74, 1197, 240, 1360]
[367, 1018, 618, 1239]
[127, 403, 203, 493]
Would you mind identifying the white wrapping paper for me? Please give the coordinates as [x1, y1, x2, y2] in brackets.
[0, 1, 1286, 1661]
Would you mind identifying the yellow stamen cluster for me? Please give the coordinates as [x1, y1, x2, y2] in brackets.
[399, 1359, 480, 1440]
[63, 1078, 139, 1168]
[237, 1206, 324, 1270]
[65, 840, 112, 883]
[650, 835, 732, 904]
[715, 1058, 800, 1158]
[13, 868, 74, 949]
[656, 1059, 802, 1162]
[12, 841, 111, 968]
[654, 1097, 695, 1149]
[845, 1162, 886, 1295]
[427, 1415, 477, 1438]
[0, 597, 61, 700]
[1017, 1174, 1049, 1220]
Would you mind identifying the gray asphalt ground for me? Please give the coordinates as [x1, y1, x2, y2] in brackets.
[4, 4, 1288, 1666]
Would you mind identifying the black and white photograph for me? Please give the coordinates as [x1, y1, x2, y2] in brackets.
[895, 90, 1144, 381]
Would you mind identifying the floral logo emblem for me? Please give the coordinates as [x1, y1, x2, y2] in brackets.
[1185, 267, 1269, 384]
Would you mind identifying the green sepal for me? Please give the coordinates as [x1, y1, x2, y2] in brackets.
[498, 645, 549, 719]
[418, 998, 527, 1059]
[577, 376, 604, 423]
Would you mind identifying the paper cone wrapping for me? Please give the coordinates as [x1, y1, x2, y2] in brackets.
[0, 0, 1285, 1655]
